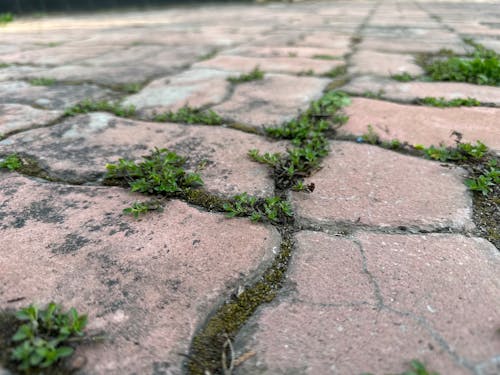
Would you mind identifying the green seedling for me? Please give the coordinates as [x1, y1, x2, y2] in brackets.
[64, 99, 136, 118]
[223, 193, 293, 223]
[123, 200, 163, 218]
[105, 147, 203, 195]
[10, 303, 87, 372]
[418, 96, 481, 107]
[0, 154, 22, 171]
[361, 125, 380, 145]
[423, 141, 488, 162]
[29, 78, 56, 86]
[391, 72, 414, 82]
[0, 13, 13, 25]
[465, 159, 499, 195]
[154, 106, 223, 125]
[227, 66, 264, 84]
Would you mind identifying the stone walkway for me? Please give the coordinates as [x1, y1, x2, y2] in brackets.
[0, 1, 499, 375]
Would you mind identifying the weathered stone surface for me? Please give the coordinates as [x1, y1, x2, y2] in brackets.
[221, 46, 345, 59]
[291, 141, 473, 231]
[194, 55, 344, 75]
[123, 68, 231, 114]
[349, 50, 424, 77]
[235, 230, 499, 375]
[0, 65, 45, 82]
[0, 103, 62, 136]
[0, 114, 285, 197]
[213, 74, 330, 127]
[0, 174, 280, 375]
[357, 38, 467, 54]
[343, 76, 500, 106]
[341, 98, 500, 152]
[0, 81, 112, 110]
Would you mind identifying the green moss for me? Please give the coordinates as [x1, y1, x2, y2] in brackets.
[183, 189, 229, 211]
[113, 82, 142, 94]
[153, 106, 223, 125]
[64, 99, 136, 118]
[227, 66, 265, 84]
[29, 78, 56, 86]
[417, 97, 481, 107]
[322, 65, 347, 78]
[187, 236, 293, 375]
[312, 54, 340, 60]
[391, 72, 415, 82]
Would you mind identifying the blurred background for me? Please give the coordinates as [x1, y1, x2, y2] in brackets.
[0, 0, 255, 14]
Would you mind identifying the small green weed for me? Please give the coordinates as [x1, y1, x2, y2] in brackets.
[9, 303, 87, 372]
[223, 193, 293, 223]
[64, 99, 136, 118]
[322, 65, 347, 78]
[312, 54, 339, 60]
[0, 13, 14, 25]
[465, 159, 499, 195]
[117, 83, 142, 94]
[123, 200, 163, 218]
[227, 66, 264, 84]
[0, 154, 22, 171]
[391, 72, 415, 82]
[421, 140, 488, 162]
[361, 125, 380, 145]
[154, 106, 223, 125]
[105, 148, 203, 195]
[418, 96, 481, 107]
[29, 78, 56, 86]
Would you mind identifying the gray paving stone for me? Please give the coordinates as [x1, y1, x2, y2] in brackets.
[0, 103, 62, 137]
[0, 174, 280, 375]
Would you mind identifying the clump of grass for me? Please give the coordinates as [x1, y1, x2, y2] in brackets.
[223, 192, 293, 224]
[391, 72, 415, 82]
[64, 99, 136, 118]
[322, 65, 347, 78]
[153, 106, 223, 125]
[363, 359, 439, 375]
[0, 13, 14, 25]
[417, 97, 481, 107]
[8, 303, 87, 372]
[29, 78, 56, 86]
[105, 147, 203, 195]
[0, 154, 22, 171]
[465, 159, 499, 196]
[421, 43, 500, 86]
[414, 140, 488, 162]
[227, 66, 264, 84]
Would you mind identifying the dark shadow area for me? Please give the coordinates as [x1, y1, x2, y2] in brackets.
[1, 0, 253, 14]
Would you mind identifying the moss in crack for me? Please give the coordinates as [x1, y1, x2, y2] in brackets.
[227, 66, 264, 84]
[64, 100, 136, 118]
[0, 153, 61, 182]
[187, 234, 294, 375]
[153, 106, 223, 125]
[322, 65, 347, 79]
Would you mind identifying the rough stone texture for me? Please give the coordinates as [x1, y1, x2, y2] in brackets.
[349, 50, 424, 77]
[123, 68, 231, 115]
[343, 76, 500, 106]
[194, 55, 344, 75]
[0, 103, 62, 136]
[0, 173, 280, 375]
[221, 46, 345, 59]
[0, 81, 112, 110]
[341, 98, 500, 152]
[234, 231, 499, 375]
[213, 74, 330, 127]
[357, 38, 468, 54]
[0, 114, 285, 197]
[291, 141, 473, 231]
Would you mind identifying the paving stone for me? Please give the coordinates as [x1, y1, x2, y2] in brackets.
[0, 64, 45, 82]
[0, 103, 62, 137]
[349, 50, 424, 77]
[0, 114, 286, 197]
[123, 68, 231, 115]
[358, 38, 467, 54]
[194, 55, 344, 75]
[213, 74, 330, 127]
[343, 76, 500, 106]
[234, 230, 500, 375]
[221, 46, 345, 59]
[0, 81, 112, 110]
[341, 98, 500, 152]
[291, 141, 473, 231]
[0, 174, 280, 375]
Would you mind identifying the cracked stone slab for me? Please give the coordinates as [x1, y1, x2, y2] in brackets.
[193, 55, 344, 75]
[341, 98, 500, 152]
[0, 114, 286, 197]
[0, 103, 62, 137]
[291, 141, 473, 231]
[0, 81, 112, 110]
[234, 230, 499, 375]
[349, 50, 424, 77]
[0, 173, 280, 375]
[343, 76, 500, 106]
[221, 46, 345, 59]
[212, 74, 330, 127]
[123, 68, 231, 115]
[357, 38, 467, 54]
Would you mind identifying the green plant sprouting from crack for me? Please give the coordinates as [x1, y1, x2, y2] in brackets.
[0, 154, 22, 171]
[8, 303, 87, 372]
[250, 91, 350, 190]
[322, 65, 347, 78]
[391, 72, 415, 82]
[227, 66, 264, 84]
[414, 140, 488, 162]
[64, 99, 136, 118]
[465, 159, 499, 196]
[105, 148, 203, 216]
[222, 192, 293, 224]
[154, 106, 223, 125]
[417, 97, 481, 107]
[29, 78, 56, 86]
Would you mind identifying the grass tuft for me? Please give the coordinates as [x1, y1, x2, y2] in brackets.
[227, 66, 264, 84]
[29, 78, 56, 86]
[153, 106, 223, 125]
[64, 99, 136, 118]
